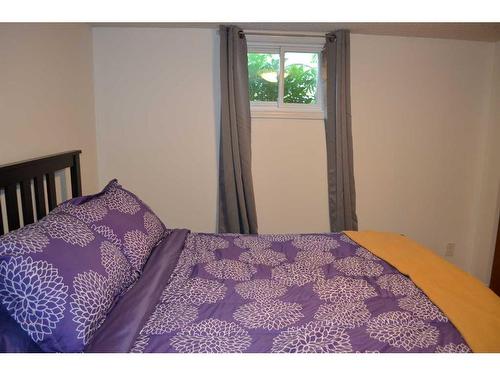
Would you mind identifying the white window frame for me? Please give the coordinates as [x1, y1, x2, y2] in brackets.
[247, 35, 325, 120]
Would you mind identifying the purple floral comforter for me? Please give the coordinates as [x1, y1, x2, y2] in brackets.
[86, 230, 470, 353]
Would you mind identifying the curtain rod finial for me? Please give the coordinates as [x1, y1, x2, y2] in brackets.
[326, 34, 337, 43]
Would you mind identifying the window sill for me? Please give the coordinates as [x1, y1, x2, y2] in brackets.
[251, 110, 325, 120]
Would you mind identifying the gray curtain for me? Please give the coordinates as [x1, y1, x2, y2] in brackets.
[323, 30, 358, 231]
[218, 25, 258, 234]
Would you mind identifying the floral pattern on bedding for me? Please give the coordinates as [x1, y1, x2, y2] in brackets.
[129, 232, 470, 353]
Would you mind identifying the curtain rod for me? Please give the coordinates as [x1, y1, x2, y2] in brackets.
[237, 29, 335, 40]
[240, 30, 325, 37]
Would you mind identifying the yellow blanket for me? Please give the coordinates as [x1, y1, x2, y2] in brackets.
[345, 231, 500, 353]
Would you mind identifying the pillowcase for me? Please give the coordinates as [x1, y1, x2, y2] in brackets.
[0, 304, 42, 353]
[0, 213, 135, 352]
[53, 179, 167, 273]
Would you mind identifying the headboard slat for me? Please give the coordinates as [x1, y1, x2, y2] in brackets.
[45, 172, 57, 211]
[70, 153, 82, 198]
[34, 175, 47, 220]
[20, 180, 35, 226]
[5, 184, 20, 231]
[0, 199, 4, 235]
[0, 150, 82, 234]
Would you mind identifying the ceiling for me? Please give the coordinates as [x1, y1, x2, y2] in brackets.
[92, 22, 500, 42]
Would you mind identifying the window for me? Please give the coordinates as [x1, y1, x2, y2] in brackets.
[284, 52, 318, 104]
[248, 52, 280, 102]
[247, 37, 324, 119]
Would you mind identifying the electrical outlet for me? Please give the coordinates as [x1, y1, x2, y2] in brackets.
[445, 243, 455, 257]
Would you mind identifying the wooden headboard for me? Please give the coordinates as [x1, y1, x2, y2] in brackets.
[0, 150, 82, 235]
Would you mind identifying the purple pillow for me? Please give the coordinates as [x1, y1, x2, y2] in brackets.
[53, 179, 167, 273]
[0, 213, 135, 352]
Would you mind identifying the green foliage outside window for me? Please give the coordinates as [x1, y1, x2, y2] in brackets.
[247, 52, 318, 104]
[248, 53, 279, 102]
[284, 53, 318, 104]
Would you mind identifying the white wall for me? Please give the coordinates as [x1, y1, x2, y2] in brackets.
[468, 42, 500, 283]
[0, 24, 98, 195]
[252, 117, 330, 234]
[92, 28, 219, 232]
[92, 28, 499, 282]
[350, 35, 496, 280]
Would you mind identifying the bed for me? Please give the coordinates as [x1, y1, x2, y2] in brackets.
[1, 151, 499, 353]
